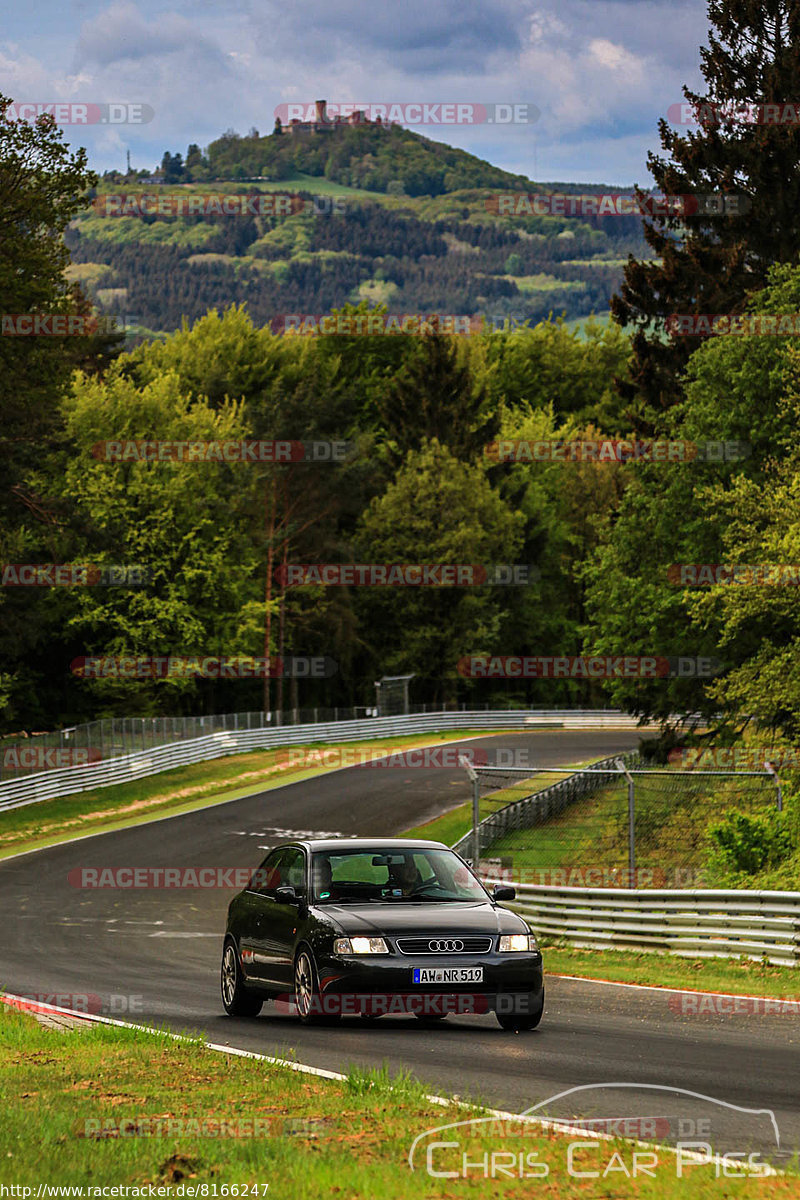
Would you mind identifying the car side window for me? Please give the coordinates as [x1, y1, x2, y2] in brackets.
[249, 849, 285, 896]
[281, 848, 307, 896]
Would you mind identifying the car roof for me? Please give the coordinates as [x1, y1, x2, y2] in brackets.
[279, 837, 451, 852]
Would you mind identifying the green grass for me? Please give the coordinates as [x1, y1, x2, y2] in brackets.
[64, 262, 116, 288]
[562, 313, 614, 336]
[402, 764, 594, 847]
[246, 173, 388, 200]
[0, 730, 496, 861]
[544, 943, 800, 999]
[561, 258, 632, 268]
[504, 273, 587, 293]
[1, 1006, 792, 1194]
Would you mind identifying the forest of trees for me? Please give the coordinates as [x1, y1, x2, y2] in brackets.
[66, 195, 641, 332]
[5, 0, 800, 754]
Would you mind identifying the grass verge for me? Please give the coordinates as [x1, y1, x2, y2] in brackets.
[0, 730, 494, 861]
[402, 765, 590, 846]
[0, 1006, 793, 1195]
[543, 944, 800, 999]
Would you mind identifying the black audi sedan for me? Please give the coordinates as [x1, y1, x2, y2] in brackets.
[221, 837, 544, 1030]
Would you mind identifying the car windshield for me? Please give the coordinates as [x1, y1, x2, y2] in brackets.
[311, 847, 489, 904]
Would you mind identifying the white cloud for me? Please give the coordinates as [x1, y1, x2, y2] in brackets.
[74, 2, 227, 68]
[588, 37, 644, 76]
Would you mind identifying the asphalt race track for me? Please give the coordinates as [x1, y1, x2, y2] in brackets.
[2, 729, 798, 1167]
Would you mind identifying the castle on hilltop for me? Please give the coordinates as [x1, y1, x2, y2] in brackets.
[278, 100, 387, 136]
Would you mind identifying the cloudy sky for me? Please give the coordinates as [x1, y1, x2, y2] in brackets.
[2, 0, 709, 183]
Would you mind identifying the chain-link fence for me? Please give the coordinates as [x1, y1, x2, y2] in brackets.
[0, 701, 514, 780]
[457, 758, 781, 889]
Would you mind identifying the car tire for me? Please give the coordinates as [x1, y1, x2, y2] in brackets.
[496, 989, 544, 1032]
[294, 947, 340, 1024]
[221, 940, 263, 1017]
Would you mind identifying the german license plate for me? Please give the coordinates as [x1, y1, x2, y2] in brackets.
[412, 967, 483, 984]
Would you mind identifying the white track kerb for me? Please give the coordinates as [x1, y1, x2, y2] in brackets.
[0, 993, 776, 1176]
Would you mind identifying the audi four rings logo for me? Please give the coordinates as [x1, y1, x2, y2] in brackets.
[428, 939, 464, 952]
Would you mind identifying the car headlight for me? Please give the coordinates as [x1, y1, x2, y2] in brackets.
[334, 936, 389, 955]
[498, 934, 537, 952]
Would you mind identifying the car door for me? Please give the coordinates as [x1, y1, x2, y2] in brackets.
[238, 848, 286, 987]
[266, 847, 308, 988]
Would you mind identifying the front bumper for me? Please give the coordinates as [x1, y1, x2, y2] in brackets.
[315, 951, 544, 1016]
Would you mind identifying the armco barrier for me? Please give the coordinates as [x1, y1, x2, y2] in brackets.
[0, 709, 657, 811]
[494, 881, 800, 966]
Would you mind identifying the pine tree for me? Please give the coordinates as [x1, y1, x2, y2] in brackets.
[613, 0, 800, 431]
[377, 333, 497, 462]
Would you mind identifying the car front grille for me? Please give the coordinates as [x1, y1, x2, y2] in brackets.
[395, 936, 494, 955]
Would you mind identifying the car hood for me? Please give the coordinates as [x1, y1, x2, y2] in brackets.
[316, 901, 527, 936]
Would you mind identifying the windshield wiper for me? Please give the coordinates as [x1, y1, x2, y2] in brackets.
[395, 894, 464, 902]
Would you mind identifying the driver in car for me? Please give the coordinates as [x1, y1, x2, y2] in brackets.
[386, 856, 422, 896]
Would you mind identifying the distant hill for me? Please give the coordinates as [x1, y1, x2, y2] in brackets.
[67, 124, 651, 338]
[203, 120, 535, 197]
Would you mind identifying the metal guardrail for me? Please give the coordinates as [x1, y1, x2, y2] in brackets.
[491, 881, 800, 966]
[452, 751, 641, 860]
[0, 709, 654, 811]
[0, 703, 502, 778]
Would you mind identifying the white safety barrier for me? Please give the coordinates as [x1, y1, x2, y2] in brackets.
[0, 709, 660, 811]
[492, 881, 800, 966]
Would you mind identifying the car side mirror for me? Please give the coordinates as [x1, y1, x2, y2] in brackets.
[276, 885, 299, 904]
[492, 884, 516, 901]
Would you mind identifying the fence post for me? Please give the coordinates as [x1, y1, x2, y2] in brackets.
[616, 758, 636, 880]
[459, 755, 480, 866]
[765, 761, 783, 812]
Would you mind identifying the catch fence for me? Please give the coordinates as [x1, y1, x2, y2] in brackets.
[455, 756, 781, 889]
